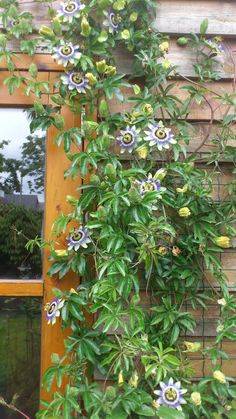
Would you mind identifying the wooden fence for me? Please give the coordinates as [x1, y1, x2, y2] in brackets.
[4, 0, 236, 382]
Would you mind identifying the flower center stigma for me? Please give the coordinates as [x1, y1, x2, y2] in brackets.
[122, 133, 133, 144]
[71, 73, 83, 84]
[73, 231, 83, 241]
[48, 302, 56, 314]
[65, 2, 77, 12]
[165, 387, 178, 402]
[155, 128, 167, 140]
[144, 181, 155, 191]
[61, 45, 73, 56]
[110, 13, 118, 26]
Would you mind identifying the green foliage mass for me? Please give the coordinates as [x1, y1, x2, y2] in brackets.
[1, 0, 236, 418]
[0, 203, 42, 276]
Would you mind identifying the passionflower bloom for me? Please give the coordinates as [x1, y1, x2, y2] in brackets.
[117, 126, 140, 153]
[206, 39, 224, 54]
[57, 0, 85, 22]
[61, 72, 88, 93]
[103, 10, 119, 33]
[139, 173, 161, 195]
[45, 299, 64, 325]
[67, 226, 91, 251]
[52, 41, 81, 66]
[144, 121, 176, 150]
[154, 378, 187, 410]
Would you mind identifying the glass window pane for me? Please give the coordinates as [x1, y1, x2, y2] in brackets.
[0, 297, 41, 418]
[0, 109, 45, 279]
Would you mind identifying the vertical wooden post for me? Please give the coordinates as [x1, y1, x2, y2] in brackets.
[40, 105, 81, 401]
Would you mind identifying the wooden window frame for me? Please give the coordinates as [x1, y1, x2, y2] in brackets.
[0, 54, 81, 403]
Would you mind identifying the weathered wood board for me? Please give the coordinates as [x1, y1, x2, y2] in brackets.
[154, 1, 236, 36]
[105, 82, 236, 121]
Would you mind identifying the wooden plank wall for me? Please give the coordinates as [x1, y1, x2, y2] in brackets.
[98, 1, 236, 381]
[7, 0, 236, 381]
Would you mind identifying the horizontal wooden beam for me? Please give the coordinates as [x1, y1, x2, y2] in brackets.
[17, 1, 236, 37]
[154, 1, 236, 36]
[105, 81, 235, 120]
[0, 52, 62, 72]
[0, 280, 43, 296]
[114, 39, 236, 79]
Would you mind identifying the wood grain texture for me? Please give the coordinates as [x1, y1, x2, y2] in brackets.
[114, 39, 236, 79]
[40, 102, 82, 402]
[0, 52, 62, 72]
[105, 81, 236, 120]
[16, 1, 236, 37]
[0, 280, 43, 296]
[154, 1, 236, 36]
[0, 71, 49, 105]
[4, 38, 236, 79]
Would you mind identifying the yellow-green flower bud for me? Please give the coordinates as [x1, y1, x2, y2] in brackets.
[118, 371, 124, 387]
[162, 58, 171, 69]
[66, 195, 78, 206]
[213, 370, 226, 384]
[178, 207, 191, 218]
[85, 72, 97, 85]
[96, 59, 107, 73]
[214, 236, 231, 249]
[142, 103, 153, 116]
[113, 0, 126, 10]
[39, 25, 55, 40]
[70, 288, 78, 294]
[129, 12, 138, 22]
[55, 249, 68, 257]
[158, 246, 167, 256]
[121, 29, 130, 40]
[217, 298, 226, 306]
[133, 84, 141, 95]
[136, 145, 148, 159]
[131, 111, 141, 119]
[191, 392, 202, 406]
[183, 341, 201, 352]
[159, 41, 169, 53]
[172, 246, 181, 256]
[176, 184, 188, 193]
[152, 400, 160, 409]
[128, 371, 138, 388]
[104, 65, 117, 76]
[81, 16, 91, 37]
[153, 168, 167, 181]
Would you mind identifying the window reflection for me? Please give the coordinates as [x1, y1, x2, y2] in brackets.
[0, 297, 41, 418]
[0, 109, 45, 278]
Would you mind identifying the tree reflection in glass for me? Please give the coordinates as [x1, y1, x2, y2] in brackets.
[0, 109, 45, 279]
